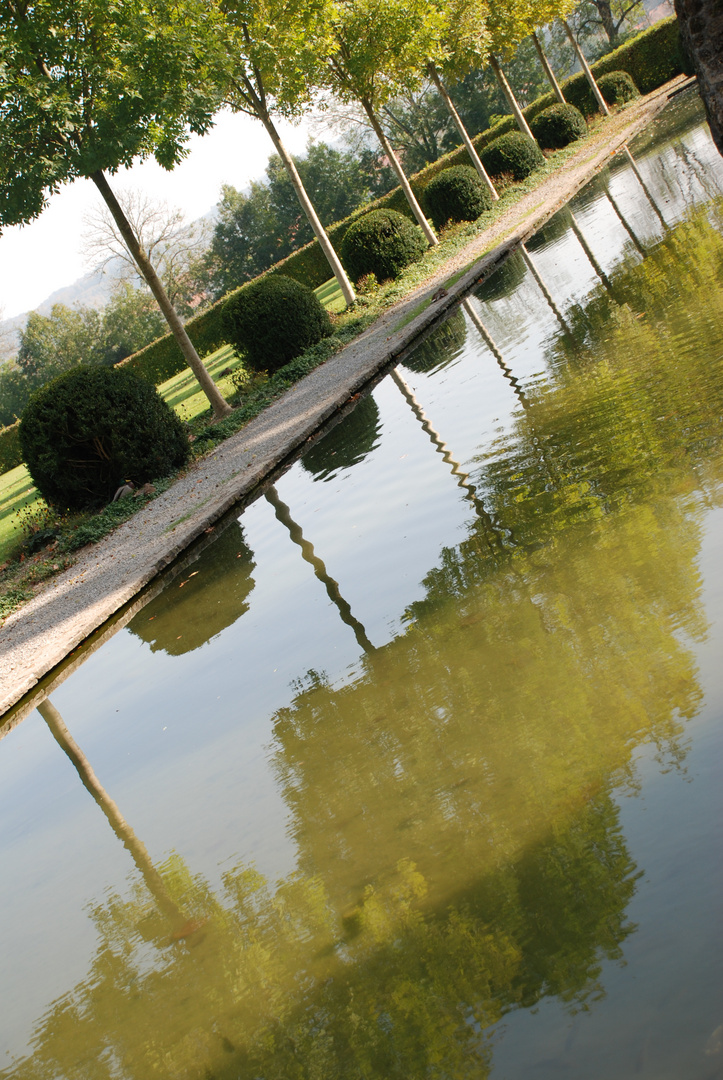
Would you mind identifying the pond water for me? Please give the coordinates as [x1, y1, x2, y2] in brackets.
[1, 91, 722, 1079]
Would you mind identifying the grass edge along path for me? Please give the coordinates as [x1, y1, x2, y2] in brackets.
[0, 77, 689, 719]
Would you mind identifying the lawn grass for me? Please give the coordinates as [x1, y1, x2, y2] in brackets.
[0, 464, 45, 565]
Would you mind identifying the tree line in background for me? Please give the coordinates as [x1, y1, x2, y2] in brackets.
[0, 0, 654, 425]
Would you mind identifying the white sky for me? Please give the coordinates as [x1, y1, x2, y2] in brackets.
[0, 109, 314, 321]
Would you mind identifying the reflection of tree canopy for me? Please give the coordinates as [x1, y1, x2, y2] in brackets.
[4, 791, 638, 1080]
[474, 249, 526, 303]
[402, 307, 467, 374]
[128, 521, 255, 655]
[301, 392, 381, 481]
[524, 207, 569, 253]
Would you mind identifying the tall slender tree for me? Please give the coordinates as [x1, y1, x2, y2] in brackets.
[211, 0, 356, 305]
[0, 0, 232, 417]
[323, 0, 444, 245]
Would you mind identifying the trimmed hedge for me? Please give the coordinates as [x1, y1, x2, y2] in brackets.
[598, 70, 640, 105]
[0, 420, 22, 474]
[531, 103, 587, 150]
[117, 16, 683, 386]
[221, 275, 332, 373]
[20, 367, 189, 511]
[481, 132, 545, 181]
[423, 165, 493, 229]
[341, 209, 427, 283]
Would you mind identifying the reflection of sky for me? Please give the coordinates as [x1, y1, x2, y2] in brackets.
[1, 93, 723, 1065]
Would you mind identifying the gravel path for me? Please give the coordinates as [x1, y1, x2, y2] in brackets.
[0, 77, 688, 721]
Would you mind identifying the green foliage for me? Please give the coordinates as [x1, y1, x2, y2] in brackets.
[341, 209, 427, 285]
[101, 283, 168, 365]
[0, 421, 22, 474]
[531, 103, 587, 150]
[301, 393, 381, 480]
[116, 18, 683, 380]
[0, 0, 219, 230]
[402, 306, 467, 373]
[476, 250, 527, 302]
[17, 305, 107, 379]
[221, 275, 332, 374]
[598, 70, 639, 106]
[20, 367, 189, 510]
[481, 131, 545, 182]
[423, 165, 493, 230]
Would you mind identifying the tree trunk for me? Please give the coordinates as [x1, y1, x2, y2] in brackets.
[532, 31, 566, 105]
[91, 170, 232, 419]
[488, 54, 536, 141]
[38, 698, 185, 924]
[428, 64, 499, 201]
[595, 0, 619, 45]
[674, 0, 723, 156]
[360, 97, 438, 245]
[561, 19, 610, 116]
[262, 116, 357, 306]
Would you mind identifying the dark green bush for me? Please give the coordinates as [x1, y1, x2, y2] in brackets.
[531, 103, 587, 150]
[598, 70, 640, 106]
[422, 165, 493, 230]
[221, 274, 332, 374]
[481, 132, 545, 182]
[20, 367, 189, 511]
[0, 420, 22, 475]
[341, 209, 427, 284]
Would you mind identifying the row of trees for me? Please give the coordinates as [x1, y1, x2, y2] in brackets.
[0, 0, 647, 420]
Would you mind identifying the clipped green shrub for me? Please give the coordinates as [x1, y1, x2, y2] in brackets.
[422, 165, 493, 230]
[531, 103, 587, 150]
[481, 131, 545, 182]
[341, 209, 427, 284]
[221, 274, 332, 374]
[598, 70, 640, 106]
[20, 367, 189, 511]
[0, 420, 22, 475]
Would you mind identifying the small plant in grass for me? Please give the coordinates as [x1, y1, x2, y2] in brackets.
[341, 209, 427, 285]
[357, 272, 379, 295]
[598, 71, 639, 106]
[222, 275, 332, 375]
[481, 132, 545, 182]
[531, 104, 587, 150]
[423, 166, 493, 230]
[20, 367, 189, 512]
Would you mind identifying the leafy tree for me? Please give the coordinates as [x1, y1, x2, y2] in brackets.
[102, 283, 168, 365]
[0, 0, 231, 417]
[16, 304, 106, 380]
[572, 0, 645, 49]
[211, 0, 357, 305]
[323, 0, 445, 244]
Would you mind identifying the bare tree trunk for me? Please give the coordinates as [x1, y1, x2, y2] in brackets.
[427, 64, 499, 201]
[561, 19, 610, 116]
[262, 115, 356, 306]
[91, 171, 231, 419]
[674, 0, 723, 156]
[488, 54, 536, 140]
[360, 97, 438, 245]
[532, 31, 566, 105]
[38, 698, 185, 924]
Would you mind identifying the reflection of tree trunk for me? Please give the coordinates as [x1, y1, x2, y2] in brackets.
[519, 244, 571, 333]
[390, 367, 506, 554]
[604, 187, 646, 255]
[360, 97, 438, 245]
[264, 485, 377, 654]
[261, 112, 356, 307]
[91, 171, 232, 420]
[38, 699, 184, 924]
[488, 54, 536, 141]
[560, 20, 610, 116]
[428, 64, 499, 200]
[532, 31, 566, 105]
[566, 209, 617, 295]
[622, 146, 669, 231]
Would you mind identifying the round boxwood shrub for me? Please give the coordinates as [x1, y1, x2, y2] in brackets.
[20, 366, 189, 511]
[221, 274, 332, 374]
[481, 131, 545, 182]
[340, 209, 427, 285]
[530, 103, 587, 150]
[422, 165, 493, 230]
[598, 70, 639, 106]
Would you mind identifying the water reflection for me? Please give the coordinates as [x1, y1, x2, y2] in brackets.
[301, 393, 381, 481]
